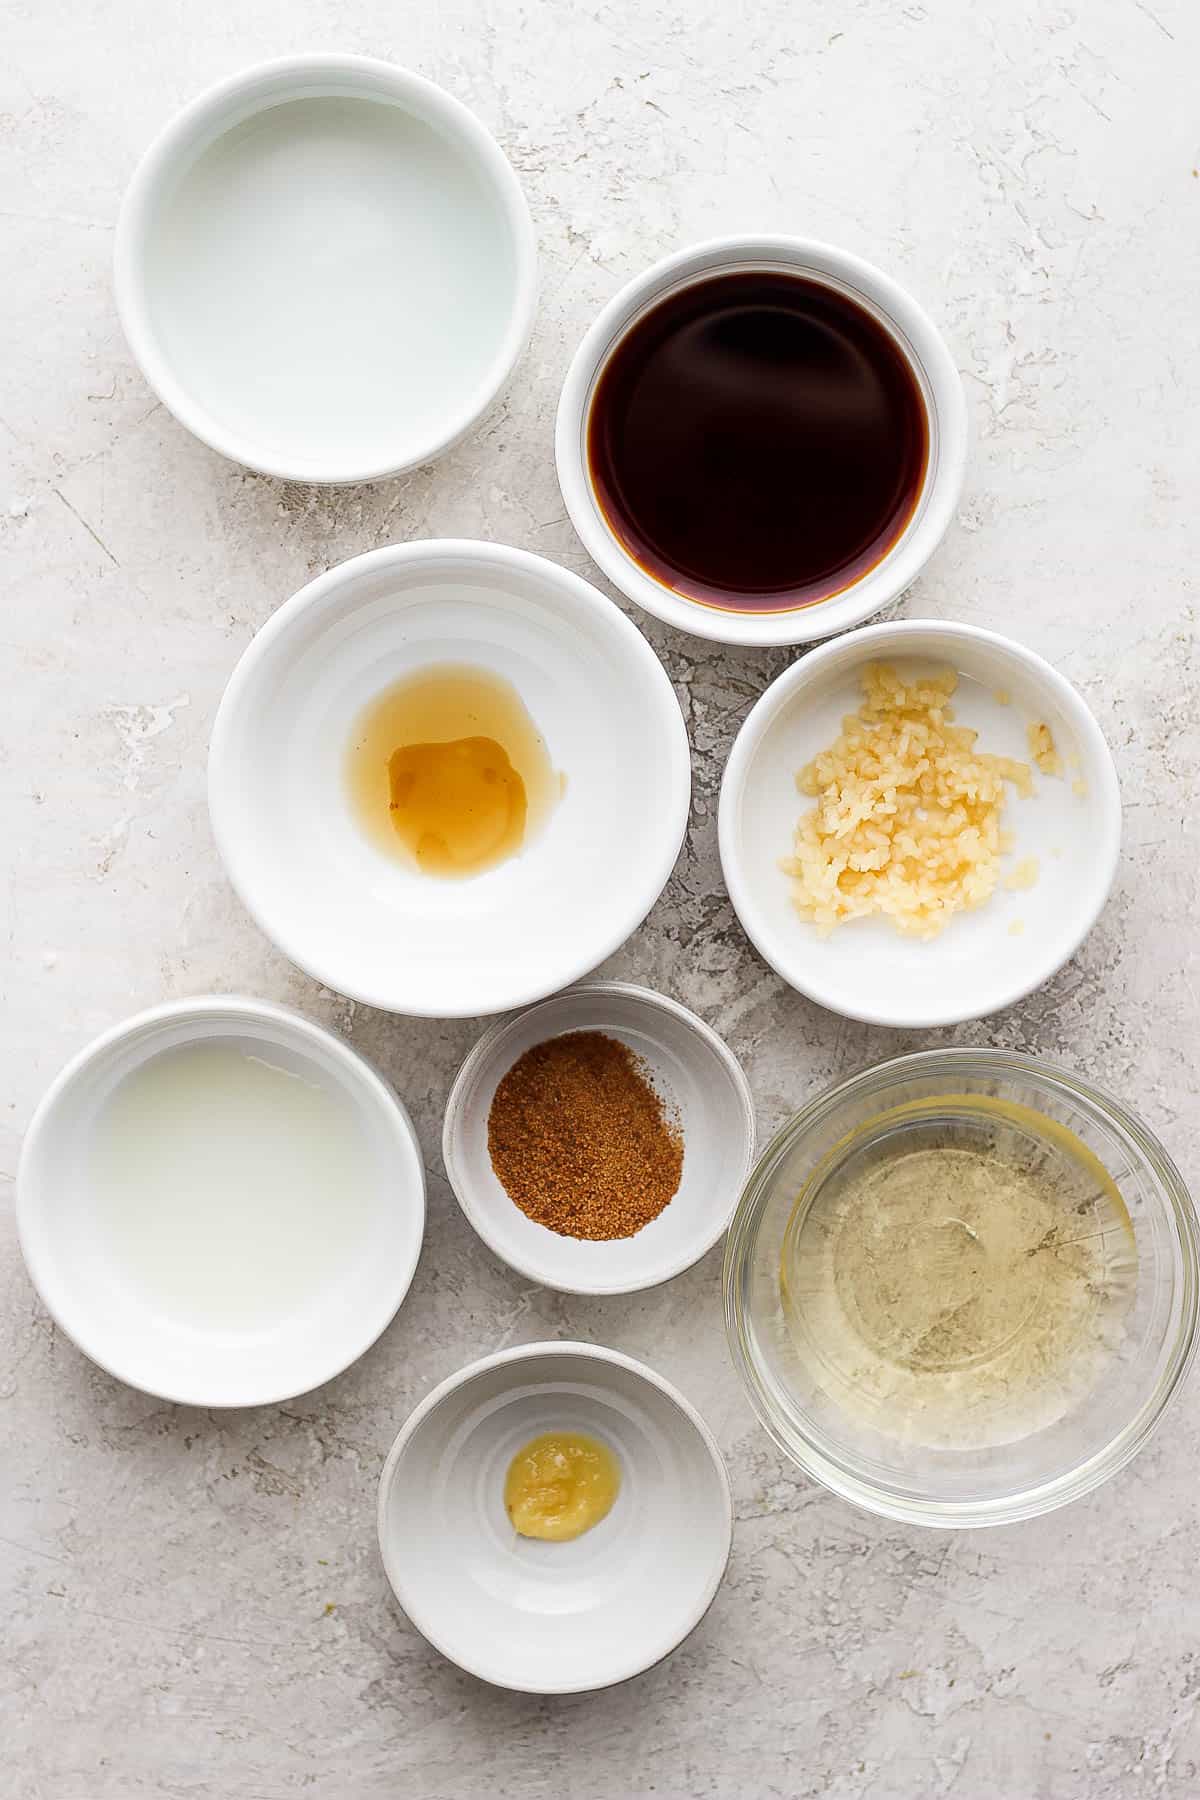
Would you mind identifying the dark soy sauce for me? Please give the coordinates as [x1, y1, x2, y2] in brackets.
[586, 271, 929, 613]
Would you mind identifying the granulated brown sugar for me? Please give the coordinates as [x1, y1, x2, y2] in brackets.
[487, 1030, 683, 1241]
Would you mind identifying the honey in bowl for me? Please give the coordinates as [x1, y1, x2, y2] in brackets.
[346, 663, 560, 878]
[587, 270, 929, 612]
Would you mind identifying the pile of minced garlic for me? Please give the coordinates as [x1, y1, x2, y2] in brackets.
[783, 663, 1038, 939]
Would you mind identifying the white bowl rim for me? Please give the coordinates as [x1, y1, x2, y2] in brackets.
[376, 1338, 734, 1692]
[16, 993, 427, 1407]
[555, 232, 967, 647]
[718, 617, 1123, 1027]
[441, 980, 757, 1293]
[207, 540, 692, 1018]
[114, 52, 538, 484]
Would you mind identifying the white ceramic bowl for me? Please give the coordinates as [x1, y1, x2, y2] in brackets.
[556, 235, 966, 647]
[115, 55, 537, 483]
[719, 620, 1121, 1027]
[208, 542, 691, 1017]
[16, 996, 425, 1406]
[378, 1342, 732, 1692]
[442, 982, 755, 1293]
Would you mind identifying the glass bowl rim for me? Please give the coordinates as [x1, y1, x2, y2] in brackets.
[723, 1046, 1200, 1528]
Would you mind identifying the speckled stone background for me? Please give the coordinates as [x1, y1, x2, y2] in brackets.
[3, 1, 1199, 1795]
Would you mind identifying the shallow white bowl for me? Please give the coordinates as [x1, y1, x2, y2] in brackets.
[208, 542, 691, 1017]
[115, 55, 536, 483]
[719, 620, 1121, 1027]
[556, 235, 966, 647]
[443, 982, 755, 1293]
[378, 1342, 732, 1692]
[16, 997, 425, 1407]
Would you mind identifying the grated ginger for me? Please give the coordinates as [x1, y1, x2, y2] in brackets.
[783, 663, 1033, 939]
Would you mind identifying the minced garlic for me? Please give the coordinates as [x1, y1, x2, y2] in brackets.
[1006, 856, 1040, 891]
[782, 663, 1033, 939]
[1027, 720, 1063, 777]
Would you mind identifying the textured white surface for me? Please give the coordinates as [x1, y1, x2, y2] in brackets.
[2, 1, 1199, 1796]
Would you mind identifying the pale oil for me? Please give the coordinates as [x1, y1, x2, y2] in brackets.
[780, 1096, 1138, 1449]
[345, 663, 560, 878]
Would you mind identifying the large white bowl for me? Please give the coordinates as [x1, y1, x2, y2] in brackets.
[556, 235, 966, 647]
[719, 620, 1121, 1027]
[442, 982, 756, 1293]
[115, 55, 537, 483]
[208, 542, 691, 1016]
[377, 1343, 733, 1692]
[16, 997, 425, 1407]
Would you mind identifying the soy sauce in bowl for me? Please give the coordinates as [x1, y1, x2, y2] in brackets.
[586, 270, 929, 614]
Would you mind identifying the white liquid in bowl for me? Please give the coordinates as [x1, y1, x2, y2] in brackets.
[143, 96, 517, 474]
[88, 1041, 375, 1333]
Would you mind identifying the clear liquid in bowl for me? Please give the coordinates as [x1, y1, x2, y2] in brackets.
[780, 1095, 1138, 1452]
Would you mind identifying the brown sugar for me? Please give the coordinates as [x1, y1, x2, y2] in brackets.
[487, 1031, 683, 1240]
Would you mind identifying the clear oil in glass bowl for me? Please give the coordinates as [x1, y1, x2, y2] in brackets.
[779, 1094, 1139, 1452]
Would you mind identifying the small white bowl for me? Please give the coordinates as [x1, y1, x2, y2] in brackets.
[16, 997, 425, 1406]
[115, 55, 537, 483]
[443, 982, 755, 1293]
[378, 1342, 732, 1692]
[208, 542, 691, 1017]
[719, 620, 1121, 1027]
[556, 235, 966, 647]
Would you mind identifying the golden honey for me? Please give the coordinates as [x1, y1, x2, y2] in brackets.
[346, 663, 559, 878]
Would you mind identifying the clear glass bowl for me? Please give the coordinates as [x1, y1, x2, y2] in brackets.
[724, 1050, 1199, 1528]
